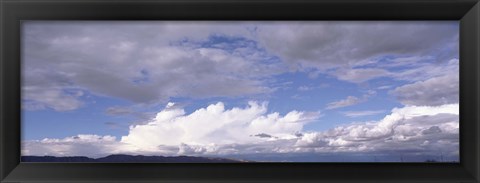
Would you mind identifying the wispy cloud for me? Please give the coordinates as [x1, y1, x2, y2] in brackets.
[297, 84, 329, 91]
[105, 106, 134, 116]
[298, 86, 312, 91]
[326, 96, 362, 109]
[342, 110, 386, 117]
[325, 90, 376, 110]
[332, 68, 391, 83]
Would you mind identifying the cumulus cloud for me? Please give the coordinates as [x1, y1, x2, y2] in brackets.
[22, 135, 128, 158]
[331, 104, 457, 141]
[23, 101, 320, 157]
[22, 102, 459, 160]
[392, 72, 459, 106]
[294, 104, 459, 156]
[120, 101, 320, 151]
[21, 134, 182, 158]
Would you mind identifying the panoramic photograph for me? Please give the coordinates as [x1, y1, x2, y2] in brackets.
[21, 21, 459, 162]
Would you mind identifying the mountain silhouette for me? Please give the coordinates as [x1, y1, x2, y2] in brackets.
[21, 154, 247, 163]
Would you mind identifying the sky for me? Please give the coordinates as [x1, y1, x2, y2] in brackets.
[21, 21, 459, 162]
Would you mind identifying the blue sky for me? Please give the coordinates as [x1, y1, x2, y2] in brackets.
[21, 21, 459, 162]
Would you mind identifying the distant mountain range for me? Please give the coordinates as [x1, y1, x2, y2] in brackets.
[21, 154, 248, 163]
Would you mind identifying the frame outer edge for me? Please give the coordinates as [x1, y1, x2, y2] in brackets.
[473, 1, 480, 182]
[467, 1, 480, 182]
[1, 1, 20, 182]
[0, 1, 479, 183]
[461, 1, 480, 182]
[0, 0, 4, 181]
[471, 2, 480, 182]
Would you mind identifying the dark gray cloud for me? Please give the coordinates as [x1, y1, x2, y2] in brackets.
[392, 73, 459, 106]
[23, 21, 459, 111]
[257, 21, 458, 70]
[256, 21, 458, 84]
[22, 87, 84, 111]
[422, 126, 442, 135]
[22, 22, 282, 110]
[105, 106, 134, 116]
[23, 21, 458, 111]
[252, 133, 273, 138]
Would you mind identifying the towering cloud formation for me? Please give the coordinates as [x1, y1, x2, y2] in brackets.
[121, 101, 320, 151]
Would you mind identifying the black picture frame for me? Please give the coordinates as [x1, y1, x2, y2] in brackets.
[1, 0, 479, 182]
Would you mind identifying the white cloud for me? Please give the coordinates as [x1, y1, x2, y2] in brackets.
[22, 101, 321, 157]
[22, 135, 127, 158]
[22, 103, 459, 159]
[294, 104, 459, 155]
[377, 85, 393, 90]
[337, 104, 457, 141]
[342, 110, 386, 117]
[120, 101, 320, 151]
